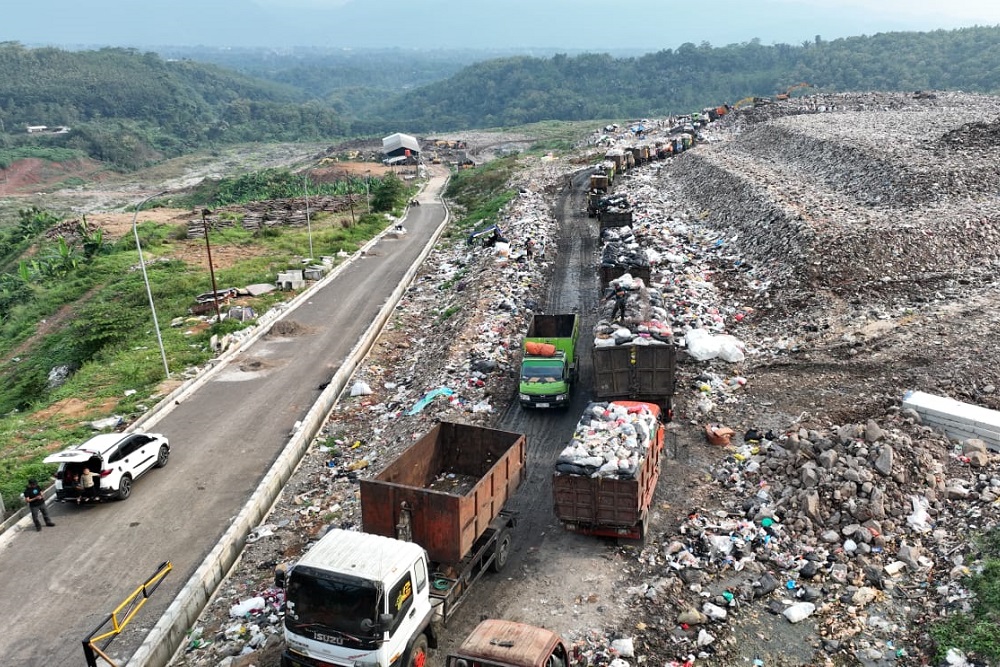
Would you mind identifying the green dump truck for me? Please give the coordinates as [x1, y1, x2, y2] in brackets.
[518, 314, 580, 409]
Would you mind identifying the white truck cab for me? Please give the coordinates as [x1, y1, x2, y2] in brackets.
[281, 529, 435, 667]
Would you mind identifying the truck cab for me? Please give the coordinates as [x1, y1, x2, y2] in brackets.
[519, 314, 579, 409]
[281, 529, 436, 667]
[519, 353, 571, 408]
[446, 619, 571, 667]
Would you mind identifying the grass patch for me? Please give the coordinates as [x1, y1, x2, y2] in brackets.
[0, 192, 411, 510]
[437, 304, 461, 322]
[444, 156, 519, 239]
[930, 527, 1000, 663]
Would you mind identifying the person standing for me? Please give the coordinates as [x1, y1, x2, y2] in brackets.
[607, 285, 629, 322]
[23, 478, 55, 532]
[78, 468, 98, 504]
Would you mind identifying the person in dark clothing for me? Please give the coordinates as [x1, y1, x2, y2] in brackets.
[607, 285, 628, 321]
[23, 479, 54, 532]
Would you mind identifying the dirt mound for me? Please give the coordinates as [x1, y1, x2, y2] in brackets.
[0, 157, 111, 196]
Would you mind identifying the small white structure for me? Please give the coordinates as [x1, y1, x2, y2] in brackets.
[381, 132, 421, 159]
[902, 390, 1000, 452]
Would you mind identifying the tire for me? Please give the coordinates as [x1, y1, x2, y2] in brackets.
[116, 474, 133, 501]
[154, 444, 170, 468]
[490, 529, 512, 573]
[407, 634, 428, 667]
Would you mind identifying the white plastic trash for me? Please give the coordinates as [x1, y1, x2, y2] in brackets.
[229, 596, 266, 618]
[350, 381, 373, 397]
[611, 637, 635, 657]
[783, 602, 816, 623]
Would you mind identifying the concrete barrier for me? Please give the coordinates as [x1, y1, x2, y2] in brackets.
[129, 185, 451, 667]
[902, 389, 1000, 452]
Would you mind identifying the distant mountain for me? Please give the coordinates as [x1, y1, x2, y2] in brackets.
[4, 26, 1000, 170]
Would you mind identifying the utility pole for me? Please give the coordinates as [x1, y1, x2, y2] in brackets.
[365, 171, 371, 215]
[304, 175, 314, 260]
[133, 191, 170, 378]
[201, 209, 222, 323]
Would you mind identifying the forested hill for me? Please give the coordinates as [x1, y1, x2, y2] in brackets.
[367, 26, 1000, 131]
[0, 43, 350, 169]
[2, 26, 1000, 170]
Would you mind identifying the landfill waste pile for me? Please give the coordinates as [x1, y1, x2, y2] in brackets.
[620, 411, 1000, 666]
[556, 401, 660, 478]
[594, 275, 675, 346]
[170, 92, 1000, 667]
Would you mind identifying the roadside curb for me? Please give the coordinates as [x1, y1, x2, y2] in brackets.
[0, 195, 429, 542]
[130, 177, 452, 667]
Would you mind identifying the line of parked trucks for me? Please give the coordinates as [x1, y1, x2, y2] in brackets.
[278, 130, 678, 667]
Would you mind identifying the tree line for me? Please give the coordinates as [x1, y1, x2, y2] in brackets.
[2, 26, 1000, 169]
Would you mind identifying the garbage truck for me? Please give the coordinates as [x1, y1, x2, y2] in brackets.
[279, 422, 527, 667]
[445, 619, 574, 667]
[518, 314, 580, 409]
[592, 344, 676, 413]
[552, 401, 665, 540]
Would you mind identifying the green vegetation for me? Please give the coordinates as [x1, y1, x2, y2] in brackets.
[369, 27, 1000, 132]
[444, 156, 519, 238]
[931, 527, 1000, 663]
[0, 43, 349, 170]
[0, 172, 414, 510]
[162, 168, 399, 213]
[4, 27, 1000, 171]
[0, 146, 87, 169]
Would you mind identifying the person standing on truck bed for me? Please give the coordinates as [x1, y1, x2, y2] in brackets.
[607, 285, 628, 322]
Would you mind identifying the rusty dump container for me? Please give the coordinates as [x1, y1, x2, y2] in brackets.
[361, 422, 527, 565]
[552, 401, 665, 540]
[589, 174, 609, 192]
[592, 344, 677, 404]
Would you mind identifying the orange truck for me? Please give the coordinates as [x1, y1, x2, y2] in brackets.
[446, 619, 573, 667]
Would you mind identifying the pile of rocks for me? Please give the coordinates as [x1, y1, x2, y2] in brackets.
[622, 408, 1000, 666]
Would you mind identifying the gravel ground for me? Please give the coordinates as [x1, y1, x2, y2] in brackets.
[167, 93, 1000, 667]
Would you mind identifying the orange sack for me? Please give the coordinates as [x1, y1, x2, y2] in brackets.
[525, 342, 557, 357]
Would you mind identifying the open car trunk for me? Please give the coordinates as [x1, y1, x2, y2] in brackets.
[54, 457, 104, 501]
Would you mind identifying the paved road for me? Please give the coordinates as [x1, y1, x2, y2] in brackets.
[0, 171, 450, 667]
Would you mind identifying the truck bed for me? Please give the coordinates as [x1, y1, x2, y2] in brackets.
[552, 401, 665, 539]
[592, 344, 676, 404]
[360, 422, 526, 564]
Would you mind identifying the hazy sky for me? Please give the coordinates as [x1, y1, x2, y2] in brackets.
[5, 0, 1000, 51]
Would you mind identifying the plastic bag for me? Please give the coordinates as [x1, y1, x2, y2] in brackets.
[906, 494, 932, 533]
[684, 328, 719, 361]
[716, 335, 746, 362]
[350, 381, 373, 397]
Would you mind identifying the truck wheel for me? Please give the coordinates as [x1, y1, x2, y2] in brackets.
[407, 634, 429, 667]
[490, 529, 512, 573]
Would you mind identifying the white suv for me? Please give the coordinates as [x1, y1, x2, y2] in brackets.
[44, 432, 170, 502]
